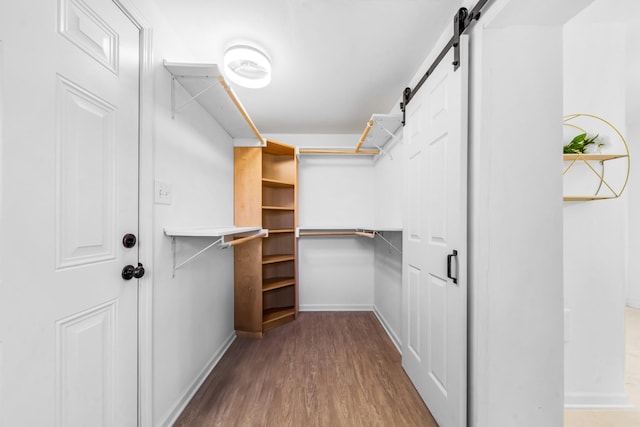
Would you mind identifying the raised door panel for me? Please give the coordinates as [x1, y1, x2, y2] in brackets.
[56, 301, 116, 426]
[55, 76, 117, 269]
[58, 0, 119, 73]
[407, 265, 422, 362]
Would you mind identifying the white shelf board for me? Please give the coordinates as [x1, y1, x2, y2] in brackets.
[164, 226, 261, 237]
[163, 61, 258, 139]
[361, 226, 403, 232]
[164, 62, 219, 78]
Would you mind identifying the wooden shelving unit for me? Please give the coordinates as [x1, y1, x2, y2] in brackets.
[234, 140, 298, 338]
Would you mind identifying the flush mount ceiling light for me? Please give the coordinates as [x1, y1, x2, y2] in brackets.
[223, 45, 271, 89]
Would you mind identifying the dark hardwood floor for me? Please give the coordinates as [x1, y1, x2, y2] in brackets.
[174, 311, 438, 426]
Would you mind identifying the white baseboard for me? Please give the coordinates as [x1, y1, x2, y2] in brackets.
[564, 392, 631, 409]
[299, 304, 374, 312]
[373, 306, 402, 354]
[159, 331, 236, 427]
[627, 298, 640, 309]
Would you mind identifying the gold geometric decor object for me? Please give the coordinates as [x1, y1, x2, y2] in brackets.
[562, 113, 630, 201]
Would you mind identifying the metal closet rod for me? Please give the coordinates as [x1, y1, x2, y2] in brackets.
[401, 0, 491, 119]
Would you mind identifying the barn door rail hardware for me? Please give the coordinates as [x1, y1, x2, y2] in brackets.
[163, 226, 266, 277]
[400, 0, 490, 125]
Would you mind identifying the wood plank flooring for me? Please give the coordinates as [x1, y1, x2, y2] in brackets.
[174, 311, 438, 426]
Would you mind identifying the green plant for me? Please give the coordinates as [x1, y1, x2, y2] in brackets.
[563, 132, 601, 154]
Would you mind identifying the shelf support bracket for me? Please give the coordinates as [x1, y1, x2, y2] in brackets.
[373, 144, 393, 161]
[375, 119, 398, 141]
[171, 236, 224, 278]
[170, 75, 220, 119]
[170, 229, 267, 277]
[370, 231, 402, 254]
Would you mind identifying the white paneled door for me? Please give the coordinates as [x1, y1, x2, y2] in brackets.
[0, 0, 140, 425]
[402, 36, 468, 427]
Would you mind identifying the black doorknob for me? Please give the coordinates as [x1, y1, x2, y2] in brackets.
[122, 263, 145, 280]
[133, 262, 145, 279]
[122, 233, 137, 248]
[122, 264, 135, 280]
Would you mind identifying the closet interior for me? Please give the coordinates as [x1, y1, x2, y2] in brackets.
[163, 60, 402, 337]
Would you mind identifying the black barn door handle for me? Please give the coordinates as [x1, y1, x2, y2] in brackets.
[447, 249, 458, 284]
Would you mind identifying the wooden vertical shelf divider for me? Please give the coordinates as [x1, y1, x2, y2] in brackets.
[234, 140, 298, 338]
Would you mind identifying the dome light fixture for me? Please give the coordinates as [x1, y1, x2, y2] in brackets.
[223, 45, 271, 89]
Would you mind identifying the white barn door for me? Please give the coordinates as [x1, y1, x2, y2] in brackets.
[0, 0, 141, 425]
[402, 36, 468, 427]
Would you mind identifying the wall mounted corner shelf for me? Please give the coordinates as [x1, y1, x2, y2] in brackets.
[562, 113, 630, 201]
[163, 61, 265, 145]
[163, 226, 266, 277]
[296, 113, 402, 160]
[361, 114, 403, 161]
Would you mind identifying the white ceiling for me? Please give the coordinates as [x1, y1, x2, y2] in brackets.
[152, 0, 466, 134]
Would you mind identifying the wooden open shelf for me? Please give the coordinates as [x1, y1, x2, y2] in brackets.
[262, 206, 295, 211]
[268, 229, 295, 234]
[263, 307, 296, 327]
[563, 195, 617, 202]
[562, 114, 631, 202]
[563, 153, 628, 161]
[262, 178, 294, 188]
[262, 255, 295, 264]
[263, 277, 296, 292]
[234, 139, 298, 338]
[562, 152, 630, 201]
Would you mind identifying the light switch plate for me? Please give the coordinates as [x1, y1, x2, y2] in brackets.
[155, 181, 172, 205]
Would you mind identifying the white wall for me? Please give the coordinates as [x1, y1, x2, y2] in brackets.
[152, 73, 236, 425]
[625, 19, 640, 308]
[373, 230, 403, 350]
[563, 2, 630, 407]
[468, 1, 569, 423]
[372, 130, 404, 349]
[127, 1, 239, 425]
[0, 39, 4, 427]
[373, 128, 404, 229]
[298, 155, 374, 228]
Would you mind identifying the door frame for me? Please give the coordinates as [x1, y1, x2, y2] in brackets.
[110, 1, 154, 425]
